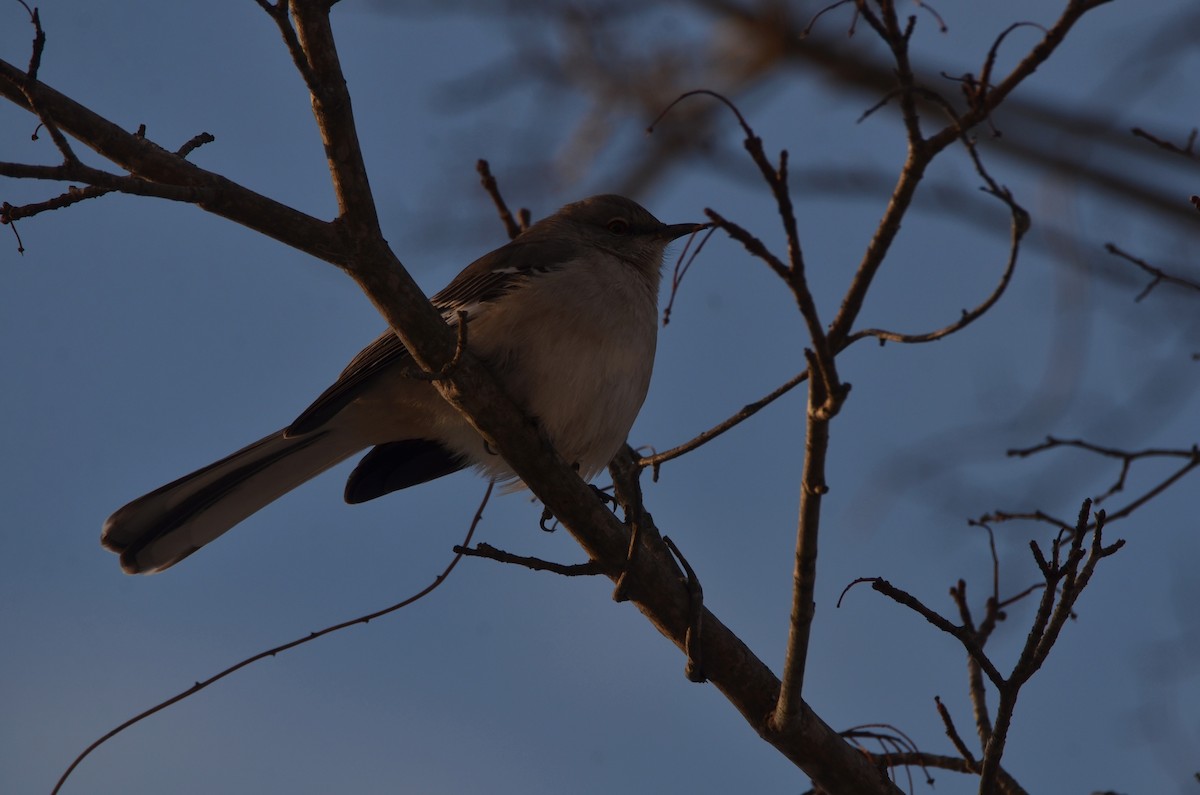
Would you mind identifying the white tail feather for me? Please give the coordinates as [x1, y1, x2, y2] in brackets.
[102, 428, 363, 574]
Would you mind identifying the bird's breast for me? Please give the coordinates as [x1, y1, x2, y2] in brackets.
[470, 260, 660, 479]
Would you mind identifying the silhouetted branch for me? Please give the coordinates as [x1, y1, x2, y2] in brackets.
[935, 695, 977, 769]
[1005, 437, 1200, 520]
[1104, 242, 1200, 301]
[475, 159, 526, 240]
[638, 369, 809, 475]
[845, 499, 1122, 794]
[0, 130, 215, 224]
[454, 541, 610, 576]
[51, 481, 495, 795]
[847, 113, 1029, 345]
[661, 224, 714, 327]
[1131, 126, 1198, 158]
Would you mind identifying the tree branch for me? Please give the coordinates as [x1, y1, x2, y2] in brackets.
[637, 369, 809, 475]
[773, 348, 835, 731]
[0, 6, 902, 793]
[846, 132, 1029, 347]
[51, 481, 495, 795]
[0, 59, 343, 260]
[1105, 242, 1200, 301]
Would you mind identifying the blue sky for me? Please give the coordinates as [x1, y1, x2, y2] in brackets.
[3, 2, 1198, 794]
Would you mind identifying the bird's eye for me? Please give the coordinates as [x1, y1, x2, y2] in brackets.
[606, 217, 631, 235]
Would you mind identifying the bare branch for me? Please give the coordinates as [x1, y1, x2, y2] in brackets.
[639, 369, 809, 475]
[175, 131, 215, 159]
[1131, 126, 1198, 158]
[256, 0, 321, 96]
[1105, 242, 1200, 301]
[0, 130, 216, 224]
[704, 207, 790, 281]
[4, 2, 1125, 792]
[865, 0, 926, 145]
[844, 575, 1007, 688]
[978, 501, 1123, 792]
[975, 22, 1049, 117]
[0, 46, 898, 791]
[661, 224, 714, 327]
[0, 58, 343, 259]
[926, 0, 1118, 152]
[656, 92, 837, 394]
[873, 752, 1029, 795]
[454, 541, 610, 576]
[288, 1, 381, 235]
[832, 0, 1114, 350]
[52, 481, 495, 795]
[15, 0, 45, 79]
[1005, 437, 1200, 519]
[948, 578, 995, 746]
[475, 158, 525, 240]
[847, 127, 1028, 346]
[772, 348, 838, 731]
[934, 695, 978, 769]
[841, 722, 932, 792]
[848, 499, 1121, 794]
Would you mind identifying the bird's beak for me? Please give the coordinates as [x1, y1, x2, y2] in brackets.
[662, 222, 707, 241]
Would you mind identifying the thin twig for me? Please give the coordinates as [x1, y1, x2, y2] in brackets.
[0, 131, 217, 225]
[176, 132, 216, 159]
[927, 0, 1116, 154]
[847, 129, 1029, 347]
[661, 224, 715, 327]
[0, 160, 209, 222]
[705, 207, 789, 281]
[839, 576, 1006, 688]
[972, 508, 1073, 531]
[454, 541, 609, 576]
[975, 23, 1048, 114]
[638, 370, 809, 475]
[255, 0, 320, 92]
[1006, 437, 1200, 514]
[652, 91, 836, 394]
[1104, 242, 1200, 301]
[871, 752, 1029, 795]
[16, 0, 45, 79]
[934, 696, 977, 768]
[1131, 126, 1197, 158]
[948, 578, 994, 746]
[51, 482, 494, 795]
[835, 0, 1112, 351]
[475, 159, 524, 239]
[800, 0, 855, 38]
[976, 500, 1123, 793]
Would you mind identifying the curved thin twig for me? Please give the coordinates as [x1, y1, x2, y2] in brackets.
[51, 482, 494, 795]
[844, 195, 1023, 345]
[847, 93, 1030, 347]
[637, 369, 809, 474]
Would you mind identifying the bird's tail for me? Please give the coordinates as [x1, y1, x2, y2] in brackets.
[102, 428, 363, 574]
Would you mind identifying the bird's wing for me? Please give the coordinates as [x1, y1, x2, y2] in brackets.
[285, 330, 412, 436]
[285, 236, 573, 436]
[430, 233, 573, 315]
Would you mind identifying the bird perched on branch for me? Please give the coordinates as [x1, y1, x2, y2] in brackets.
[102, 194, 703, 574]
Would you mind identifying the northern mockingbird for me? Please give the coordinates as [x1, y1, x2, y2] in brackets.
[102, 194, 703, 574]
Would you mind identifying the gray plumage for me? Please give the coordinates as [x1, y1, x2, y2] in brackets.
[101, 195, 702, 574]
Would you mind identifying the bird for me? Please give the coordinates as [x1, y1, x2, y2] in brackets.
[101, 194, 703, 574]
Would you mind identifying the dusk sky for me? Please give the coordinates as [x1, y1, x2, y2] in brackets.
[3, 2, 1197, 794]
